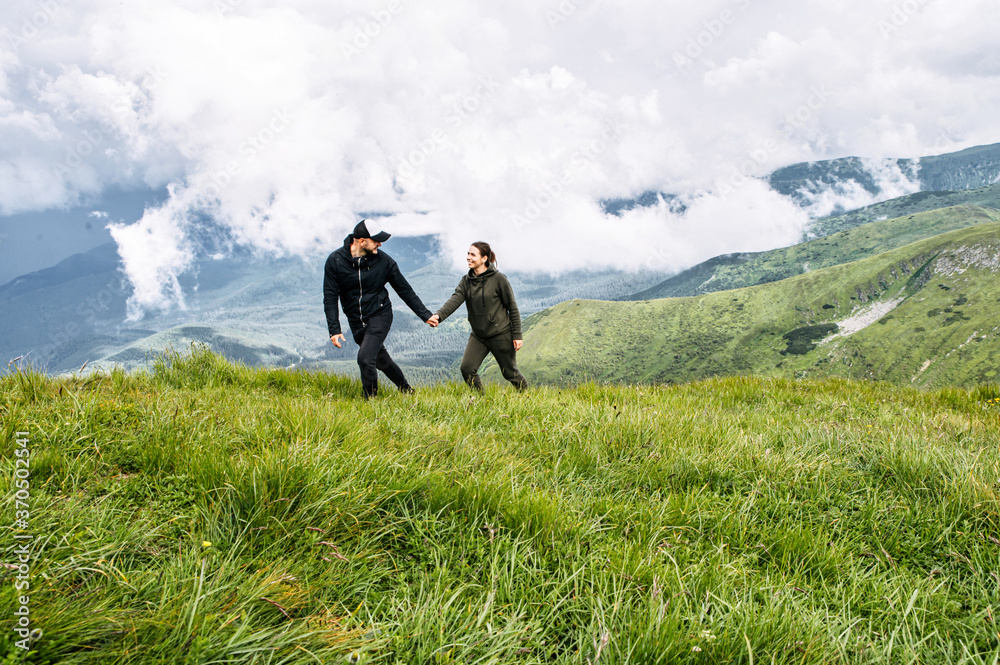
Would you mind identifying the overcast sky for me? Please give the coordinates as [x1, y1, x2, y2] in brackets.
[2, 0, 999, 314]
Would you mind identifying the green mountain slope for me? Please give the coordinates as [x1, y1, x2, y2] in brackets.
[517, 223, 1000, 388]
[807, 182, 1000, 238]
[629, 204, 1000, 300]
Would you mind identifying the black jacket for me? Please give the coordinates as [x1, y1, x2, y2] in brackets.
[323, 240, 432, 336]
[435, 264, 523, 340]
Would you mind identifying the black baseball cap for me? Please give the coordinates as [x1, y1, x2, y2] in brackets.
[353, 220, 391, 243]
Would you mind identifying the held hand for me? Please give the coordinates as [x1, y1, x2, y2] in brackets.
[331, 334, 346, 348]
[427, 314, 440, 328]
[513, 339, 523, 351]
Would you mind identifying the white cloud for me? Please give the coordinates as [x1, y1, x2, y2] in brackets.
[793, 157, 923, 219]
[1, 0, 999, 313]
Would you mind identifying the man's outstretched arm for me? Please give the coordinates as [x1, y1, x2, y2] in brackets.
[387, 259, 433, 321]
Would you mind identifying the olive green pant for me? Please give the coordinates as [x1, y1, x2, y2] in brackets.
[460, 331, 528, 391]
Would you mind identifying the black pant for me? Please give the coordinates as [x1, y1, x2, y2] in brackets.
[460, 330, 528, 391]
[350, 310, 410, 398]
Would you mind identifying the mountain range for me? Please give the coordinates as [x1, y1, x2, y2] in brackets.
[3, 142, 1000, 386]
[514, 217, 1000, 388]
[768, 141, 1000, 213]
[627, 190, 1000, 300]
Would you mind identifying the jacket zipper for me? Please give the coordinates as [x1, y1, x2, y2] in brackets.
[483, 273, 491, 322]
[358, 261, 365, 327]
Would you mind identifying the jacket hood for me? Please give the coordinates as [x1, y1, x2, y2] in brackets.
[467, 263, 498, 280]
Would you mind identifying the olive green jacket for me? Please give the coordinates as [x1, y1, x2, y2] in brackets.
[436, 265, 523, 340]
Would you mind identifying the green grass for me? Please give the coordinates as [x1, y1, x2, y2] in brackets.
[523, 222, 1000, 388]
[2, 347, 1000, 663]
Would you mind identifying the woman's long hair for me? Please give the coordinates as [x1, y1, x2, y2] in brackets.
[471, 241, 496, 267]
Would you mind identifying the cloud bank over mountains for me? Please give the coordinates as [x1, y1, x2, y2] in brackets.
[2, 0, 999, 315]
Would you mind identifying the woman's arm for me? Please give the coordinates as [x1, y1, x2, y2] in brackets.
[435, 278, 468, 322]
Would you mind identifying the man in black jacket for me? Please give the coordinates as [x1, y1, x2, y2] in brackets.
[323, 220, 434, 398]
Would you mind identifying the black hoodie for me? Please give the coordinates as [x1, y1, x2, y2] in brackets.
[435, 264, 522, 340]
[323, 237, 432, 336]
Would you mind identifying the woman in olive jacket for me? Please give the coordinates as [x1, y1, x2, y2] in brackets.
[428, 242, 528, 391]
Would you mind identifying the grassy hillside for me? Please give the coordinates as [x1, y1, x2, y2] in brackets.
[520, 223, 1000, 388]
[2, 350, 999, 663]
[629, 204, 1000, 300]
